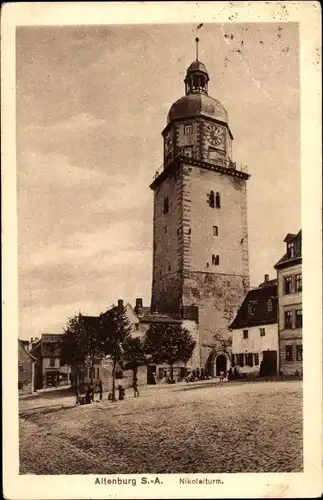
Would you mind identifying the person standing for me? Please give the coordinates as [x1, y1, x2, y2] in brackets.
[98, 379, 103, 401]
[133, 379, 140, 398]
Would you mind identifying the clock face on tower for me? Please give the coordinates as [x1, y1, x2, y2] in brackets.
[205, 123, 225, 148]
[165, 131, 173, 154]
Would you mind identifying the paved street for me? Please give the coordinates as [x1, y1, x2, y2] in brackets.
[19, 380, 302, 474]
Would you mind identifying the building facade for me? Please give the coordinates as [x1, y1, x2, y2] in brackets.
[230, 275, 278, 377]
[150, 46, 250, 373]
[18, 339, 36, 394]
[30, 333, 71, 389]
[274, 231, 302, 375]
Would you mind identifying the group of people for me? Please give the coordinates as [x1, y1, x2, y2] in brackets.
[80, 379, 140, 404]
[186, 367, 209, 383]
[79, 379, 103, 405]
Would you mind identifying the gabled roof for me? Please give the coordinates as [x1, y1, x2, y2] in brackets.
[229, 283, 278, 330]
[18, 339, 37, 361]
[140, 312, 182, 324]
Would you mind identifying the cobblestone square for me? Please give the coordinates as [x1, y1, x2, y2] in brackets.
[19, 380, 302, 474]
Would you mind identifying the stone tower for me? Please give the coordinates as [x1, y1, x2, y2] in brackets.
[150, 41, 250, 370]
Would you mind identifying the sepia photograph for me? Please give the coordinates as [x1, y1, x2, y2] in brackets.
[2, 2, 322, 499]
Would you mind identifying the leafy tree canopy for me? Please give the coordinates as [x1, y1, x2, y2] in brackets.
[143, 323, 196, 367]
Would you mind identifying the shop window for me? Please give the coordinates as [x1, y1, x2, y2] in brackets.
[284, 276, 292, 294]
[284, 310, 293, 329]
[295, 309, 302, 328]
[295, 273, 302, 292]
[243, 330, 249, 339]
[285, 345, 293, 361]
[238, 353, 244, 367]
[296, 345, 303, 361]
[259, 328, 265, 337]
[254, 353, 259, 365]
[247, 353, 253, 367]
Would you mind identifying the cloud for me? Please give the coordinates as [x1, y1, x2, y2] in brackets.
[24, 112, 106, 134]
[18, 148, 109, 187]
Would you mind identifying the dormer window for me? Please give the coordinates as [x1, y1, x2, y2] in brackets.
[287, 242, 295, 258]
[248, 302, 256, 315]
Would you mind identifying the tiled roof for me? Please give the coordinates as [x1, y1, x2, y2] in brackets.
[140, 312, 182, 324]
[229, 283, 278, 330]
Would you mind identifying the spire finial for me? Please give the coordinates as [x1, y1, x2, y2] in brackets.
[195, 37, 199, 61]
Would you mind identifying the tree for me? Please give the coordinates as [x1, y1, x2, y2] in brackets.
[99, 304, 132, 402]
[143, 323, 196, 380]
[123, 336, 147, 384]
[61, 313, 103, 403]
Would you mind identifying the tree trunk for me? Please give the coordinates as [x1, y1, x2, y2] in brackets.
[112, 359, 116, 402]
[90, 359, 94, 384]
[133, 366, 138, 385]
[170, 364, 174, 380]
[76, 368, 80, 404]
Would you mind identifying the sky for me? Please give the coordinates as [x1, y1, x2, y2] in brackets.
[16, 23, 300, 340]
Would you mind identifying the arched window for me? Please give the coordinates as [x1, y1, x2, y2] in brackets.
[208, 190, 215, 208]
[215, 191, 221, 208]
[212, 254, 220, 266]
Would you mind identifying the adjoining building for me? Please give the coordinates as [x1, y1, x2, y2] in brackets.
[18, 339, 36, 394]
[30, 333, 71, 389]
[274, 230, 302, 376]
[149, 41, 250, 376]
[229, 275, 278, 377]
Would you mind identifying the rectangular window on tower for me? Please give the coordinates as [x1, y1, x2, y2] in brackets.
[183, 146, 193, 158]
[213, 225, 218, 236]
[184, 124, 193, 135]
[163, 196, 169, 215]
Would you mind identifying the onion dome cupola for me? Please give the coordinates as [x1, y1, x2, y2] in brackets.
[163, 36, 235, 170]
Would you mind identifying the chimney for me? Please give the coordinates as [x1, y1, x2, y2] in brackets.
[135, 298, 143, 315]
[264, 274, 269, 283]
[117, 299, 124, 308]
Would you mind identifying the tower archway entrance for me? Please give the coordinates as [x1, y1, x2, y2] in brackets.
[215, 354, 228, 376]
